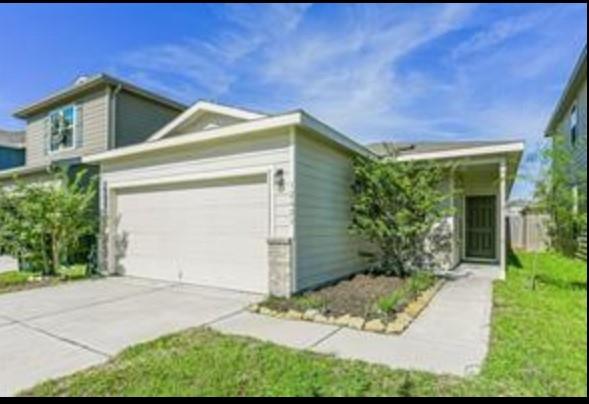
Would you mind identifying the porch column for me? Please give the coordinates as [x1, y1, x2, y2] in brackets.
[499, 158, 507, 279]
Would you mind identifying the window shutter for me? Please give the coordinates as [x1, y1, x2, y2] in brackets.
[43, 116, 49, 155]
[75, 104, 84, 148]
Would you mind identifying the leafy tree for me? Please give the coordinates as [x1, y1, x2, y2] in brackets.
[533, 133, 587, 256]
[349, 154, 453, 276]
[0, 168, 98, 275]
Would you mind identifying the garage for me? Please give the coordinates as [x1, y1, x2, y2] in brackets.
[114, 174, 270, 293]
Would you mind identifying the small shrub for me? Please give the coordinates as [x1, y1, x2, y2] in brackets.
[407, 272, 436, 295]
[376, 289, 407, 314]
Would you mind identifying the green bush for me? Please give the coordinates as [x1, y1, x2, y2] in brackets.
[350, 153, 453, 276]
[0, 168, 97, 276]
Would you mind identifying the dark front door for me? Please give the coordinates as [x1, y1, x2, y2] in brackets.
[465, 196, 496, 259]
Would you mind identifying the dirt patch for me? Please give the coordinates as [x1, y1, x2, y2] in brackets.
[263, 273, 422, 320]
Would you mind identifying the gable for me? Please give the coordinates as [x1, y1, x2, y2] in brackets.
[168, 111, 247, 138]
[148, 101, 266, 141]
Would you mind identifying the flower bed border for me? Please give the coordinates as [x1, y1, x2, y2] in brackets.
[249, 279, 445, 335]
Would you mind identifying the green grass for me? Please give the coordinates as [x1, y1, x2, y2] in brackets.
[0, 265, 89, 294]
[22, 252, 587, 397]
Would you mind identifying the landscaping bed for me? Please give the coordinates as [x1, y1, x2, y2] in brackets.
[0, 265, 91, 295]
[252, 272, 443, 334]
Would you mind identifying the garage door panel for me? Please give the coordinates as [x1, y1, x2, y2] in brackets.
[116, 175, 269, 293]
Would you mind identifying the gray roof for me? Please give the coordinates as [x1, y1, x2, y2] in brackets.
[13, 73, 187, 119]
[367, 140, 523, 158]
[0, 129, 25, 149]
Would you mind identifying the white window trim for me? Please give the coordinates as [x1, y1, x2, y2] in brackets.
[48, 104, 77, 155]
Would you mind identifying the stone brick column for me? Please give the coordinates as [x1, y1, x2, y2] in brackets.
[267, 237, 293, 297]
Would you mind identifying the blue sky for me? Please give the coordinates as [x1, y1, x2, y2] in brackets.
[0, 3, 586, 199]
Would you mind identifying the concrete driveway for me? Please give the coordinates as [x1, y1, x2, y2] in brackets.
[0, 277, 261, 396]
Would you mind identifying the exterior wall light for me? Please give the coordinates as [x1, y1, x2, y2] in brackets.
[274, 168, 285, 191]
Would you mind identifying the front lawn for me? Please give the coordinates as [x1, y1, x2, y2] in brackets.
[22, 251, 587, 397]
[0, 265, 89, 295]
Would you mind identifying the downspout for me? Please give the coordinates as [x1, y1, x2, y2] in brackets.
[108, 84, 123, 149]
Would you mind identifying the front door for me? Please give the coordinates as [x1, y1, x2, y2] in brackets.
[465, 195, 496, 259]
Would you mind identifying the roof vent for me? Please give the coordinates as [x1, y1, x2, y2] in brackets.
[74, 75, 90, 86]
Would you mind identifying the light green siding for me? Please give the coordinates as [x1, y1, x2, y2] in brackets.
[294, 128, 364, 291]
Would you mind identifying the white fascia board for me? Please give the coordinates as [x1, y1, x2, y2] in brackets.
[395, 142, 525, 162]
[84, 112, 302, 164]
[84, 110, 376, 164]
[148, 100, 266, 141]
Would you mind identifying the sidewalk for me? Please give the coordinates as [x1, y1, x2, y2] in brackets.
[212, 263, 499, 377]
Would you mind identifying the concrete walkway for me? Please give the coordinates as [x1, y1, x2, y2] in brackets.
[212, 263, 500, 377]
[0, 264, 498, 395]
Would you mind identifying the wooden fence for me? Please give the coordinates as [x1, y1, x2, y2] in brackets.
[507, 211, 550, 252]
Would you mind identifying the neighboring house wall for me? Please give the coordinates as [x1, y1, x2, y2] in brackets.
[115, 90, 181, 148]
[554, 79, 587, 202]
[0, 147, 25, 170]
[294, 129, 364, 291]
[25, 89, 110, 167]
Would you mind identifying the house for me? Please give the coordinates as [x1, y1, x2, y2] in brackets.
[0, 130, 25, 171]
[544, 45, 587, 213]
[84, 102, 523, 296]
[0, 74, 186, 186]
[0, 74, 186, 271]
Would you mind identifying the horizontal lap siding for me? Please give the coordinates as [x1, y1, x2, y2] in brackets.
[295, 129, 363, 291]
[25, 90, 109, 167]
[115, 91, 181, 147]
[101, 129, 293, 238]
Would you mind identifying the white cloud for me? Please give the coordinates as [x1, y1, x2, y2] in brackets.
[120, 4, 311, 98]
[452, 10, 550, 59]
[113, 3, 586, 199]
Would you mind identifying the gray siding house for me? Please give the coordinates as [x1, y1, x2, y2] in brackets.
[0, 130, 25, 171]
[0, 74, 186, 271]
[0, 74, 186, 185]
[545, 45, 587, 212]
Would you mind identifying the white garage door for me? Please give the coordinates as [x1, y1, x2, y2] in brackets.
[115, 174, 269, 293]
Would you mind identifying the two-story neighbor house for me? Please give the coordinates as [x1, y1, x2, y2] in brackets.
[544, 45, 587, 260]
[545, 45, 587, 212]
[0, 129, 25, 171]
[0, 74, 186, 271]
[0, 74, 186, 185]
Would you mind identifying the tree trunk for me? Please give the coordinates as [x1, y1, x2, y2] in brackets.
[51, 234, 60, 276]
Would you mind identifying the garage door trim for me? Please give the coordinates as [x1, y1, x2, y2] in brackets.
[105, 166, 276, 280]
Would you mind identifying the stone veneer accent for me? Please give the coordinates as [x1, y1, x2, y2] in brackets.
[267, 237, 293, 297]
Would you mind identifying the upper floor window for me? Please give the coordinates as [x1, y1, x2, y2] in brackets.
[569, 104, 578, 148]
[49, 105, 75, 153]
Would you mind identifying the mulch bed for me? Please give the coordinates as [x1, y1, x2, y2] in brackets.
[264, 273, 410, 320]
